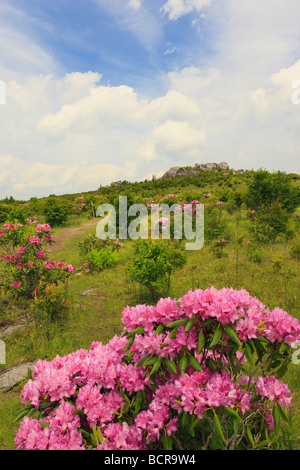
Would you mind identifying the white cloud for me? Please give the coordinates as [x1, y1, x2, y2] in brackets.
[138, 120, 206, 164]
[163, 0, 212, 21]
[93, 0, 162, 53]
[0, 154, 125, 199]
[128, 0, 141, 11]
[168, 67, 220, 95]
[1, 0, 300, 202]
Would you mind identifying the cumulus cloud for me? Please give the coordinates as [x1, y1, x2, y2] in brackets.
[128, 0, 141, 11]
[162, 0, 212, 21]
[0, 154, 125, 199]
[1, 0, 300, 201]
[138, 120, 206, 165]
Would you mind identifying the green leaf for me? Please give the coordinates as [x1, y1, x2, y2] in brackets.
[170, 328, 178, 339]
[214, 414, 226, 445]
[275, 364, 288, 379]
[189, 415, 201, 437]
[124, 336, 134, 352]
[127, 327, 145, 337]
[165, 357, 178, 374]
[135, 390, 143, 414]
[277, 403, 289, 423]
[90, 434, 98, 447]
[162, 433, 172, 450]
[256, 439, 269, 450]
[232, 418, 238, 435]
[179, 355, 188, 377]
[92, 425, 103, 445]
[143, 355, 157, 367]
[136, 354, 149, 367]
[150, 357, 161, 375]
[188, 354, 202, 372]
[155, 324, 164, 335]
[223, 406, 243, 424]
[246, 426, 254, 444]
[243, 342, 254, 365]
[197, 331, 206, 355]
[206, 356, 216, 371]
[223, 324, 241, 347]
[273, 406, 280, 434]
[13, 407, 31, 423]
[166, 318, 189, 329]
[201, 318, 216, 328]
[210, 324, 223, 348]
[253, 338, 266, 362]
[118, 388, 131, 404]
[181, 412, 190, 428]
[185, 318, 195, 332]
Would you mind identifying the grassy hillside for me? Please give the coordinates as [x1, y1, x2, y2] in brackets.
[0, 168, 299, 450]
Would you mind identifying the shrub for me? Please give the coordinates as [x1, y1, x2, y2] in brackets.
[14, 287, 300, 450]
[44, 198, 68, 227]
[87, 248, 118, 272]
[245, 170, 300, 213]
[130, 239, 187, 298]
[78, 234, 122, 256]
[204, 205, 229, 243]
[209, 239, 228, 258]
[290, 242, 300, 260]
[31, 282, 71, 324]
[246, 247, 264, 264]
[248, 220, 274, 245]
[0, 221, 73, 299]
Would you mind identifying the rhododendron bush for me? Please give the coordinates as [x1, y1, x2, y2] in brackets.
[0, 221, 73, 299]
[15, 287, 300, 450]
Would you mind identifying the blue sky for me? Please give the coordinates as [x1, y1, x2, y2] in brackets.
[1, 0, 300, 199]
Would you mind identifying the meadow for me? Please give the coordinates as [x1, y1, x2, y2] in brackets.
[0, 167, 299, 450]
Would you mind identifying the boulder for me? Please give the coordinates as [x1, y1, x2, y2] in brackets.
[162, 162, 231, 179]
[0, 363, 35, 392]
[176, 169, 198, 177]
[161, 167, 182, 179]
[218, 162, 229, 170]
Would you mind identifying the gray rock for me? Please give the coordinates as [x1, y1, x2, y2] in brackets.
[205, 163, 218, 170]
[161, 166, 182, 179]
[0, 363, 35, 392]
[0, 322, 34, 339]
[218, 162, 229, 170]
[162, 162, 231, 179]
[176, 169, 198, 177]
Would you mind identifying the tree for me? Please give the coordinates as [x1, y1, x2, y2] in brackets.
[44, 198, 68, 226]
[245, 170, 300, 213]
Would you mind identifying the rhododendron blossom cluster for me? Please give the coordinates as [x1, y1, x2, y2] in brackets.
[15, 287, 299, 450]
[0, 221, 73, 298]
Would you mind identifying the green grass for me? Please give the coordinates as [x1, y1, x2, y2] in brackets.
[0, 206, 299, 449]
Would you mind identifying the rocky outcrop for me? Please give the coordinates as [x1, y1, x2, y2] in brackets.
[161, 167, 182, 179]
[0, 363, 35, 392]
[162, 162, 230, 179]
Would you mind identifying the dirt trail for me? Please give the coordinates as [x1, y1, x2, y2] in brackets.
[47, 218, 99, 255]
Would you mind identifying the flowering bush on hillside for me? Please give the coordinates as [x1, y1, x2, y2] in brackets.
[0, 221, 73, 299]
[15, 287, 300, 450]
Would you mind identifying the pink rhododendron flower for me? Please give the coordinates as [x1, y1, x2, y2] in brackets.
[27, 236, 40, 245]
[14, 288, 298, 450]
